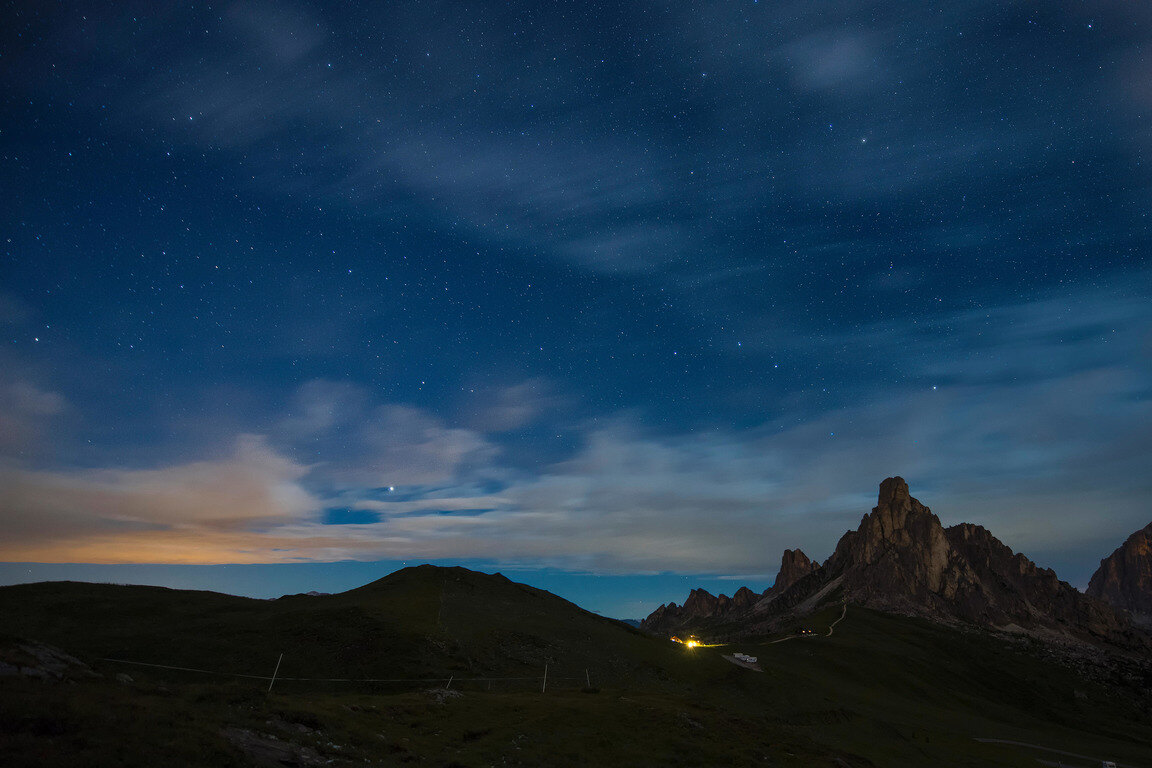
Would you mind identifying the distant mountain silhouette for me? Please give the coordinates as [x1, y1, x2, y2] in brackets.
[642, 549, 814, 634]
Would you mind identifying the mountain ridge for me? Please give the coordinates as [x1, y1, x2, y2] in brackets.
[644, 477, 1148, 650]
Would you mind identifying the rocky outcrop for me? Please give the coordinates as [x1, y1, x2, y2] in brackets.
[644, 477, 1146, 648]
[642, 588, 735, 634]
[221, 727, 327, 767]
[823, 477, 957, 607]
[820, 478, 1133, 643]
[641, 602, 676, 630]
[942, 522, 1128, 638]
[769, 549, 818, 596]
[642, 549, 822, 634]
[1087, 522, 1152, 622]
[681, 588, 721, 617]
[731, 586, 760, 610]
[0, 638, 97, 682]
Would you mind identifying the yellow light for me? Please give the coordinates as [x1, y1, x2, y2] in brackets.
[685, 640, 698, 648]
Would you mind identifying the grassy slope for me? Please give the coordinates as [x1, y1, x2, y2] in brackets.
[0, 566, 703, 687]
[730, 604, 1152, 766]
[1, 568, 1151, 767]
[0, 576, 441, 680]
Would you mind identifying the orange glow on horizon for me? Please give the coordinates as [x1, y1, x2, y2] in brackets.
[0, 530, 387, 565]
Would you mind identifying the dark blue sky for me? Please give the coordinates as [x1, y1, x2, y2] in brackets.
[2, 0, 1150, 617]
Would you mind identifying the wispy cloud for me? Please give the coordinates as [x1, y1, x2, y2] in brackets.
[455, 377, 563, 433]
[4, 1, 1150, 589]
[276, 380, 498, 488]
[2, 279, 1149, 577]
[0, 434, 319, 561]
[0, 375, 69, 459]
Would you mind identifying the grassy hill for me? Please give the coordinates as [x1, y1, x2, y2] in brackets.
[0, 565, 694, 686]
[2, 565, 1151, 767]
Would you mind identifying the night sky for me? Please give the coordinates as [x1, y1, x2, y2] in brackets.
[2, 1, 1150, 618]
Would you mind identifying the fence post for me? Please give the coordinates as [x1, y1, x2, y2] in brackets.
[541, 663, 548, 693]
[268, 653, 283, 693]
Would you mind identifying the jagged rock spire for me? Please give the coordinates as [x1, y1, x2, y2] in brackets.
[876, 475, 911, 510]
[773, 549, 817, 594]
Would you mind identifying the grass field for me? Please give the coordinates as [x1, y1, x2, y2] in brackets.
[2, 567, 1150, 767]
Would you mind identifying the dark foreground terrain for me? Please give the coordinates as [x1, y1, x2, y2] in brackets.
[2, 565, 1151, 767]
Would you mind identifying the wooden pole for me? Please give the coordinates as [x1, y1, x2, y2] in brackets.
[267, 653, 283, 692]
[541, 663, 548, 693]
[585, 668, 591, 688]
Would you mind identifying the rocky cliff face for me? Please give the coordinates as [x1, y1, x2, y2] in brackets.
[823, 476, 958, 607]
[643, 477, 1144, 648]
[823, 478, 1131, 642]
[680, 587, 720, 617]
[731, 586, 760, 610]
[1087, 522, 1152, 621]
[642, 587, 740, 634]
[642, 548, 818, 634]
[942, 522, 1129, 637]
[770, 549, 818, 595]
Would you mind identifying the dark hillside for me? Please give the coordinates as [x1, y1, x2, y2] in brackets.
[0, 567, 696, 687]
[3, 567, 1152, 766]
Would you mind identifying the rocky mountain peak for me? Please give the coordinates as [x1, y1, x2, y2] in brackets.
[681, 588, 719, 616]
[641, 585, 745, 633]
[861, 477, 942, 551]
[1087, 522, 1152, 621]
[826, 477, 953, 597]
[731, 586, 759, 610]
[773, 549, 817, 594]
[825, 480, 1135, 643]
[643, 478, 1144, 649]
[876, 475, 912, 512]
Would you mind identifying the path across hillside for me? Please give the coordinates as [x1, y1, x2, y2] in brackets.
[973, 737, 1136, 768]
[766, 599, 848, 645]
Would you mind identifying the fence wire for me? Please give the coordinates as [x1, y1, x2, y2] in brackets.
[101, 657, 592, 688]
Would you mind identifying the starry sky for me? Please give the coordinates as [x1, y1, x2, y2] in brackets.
[2, 1, 1151, 618]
